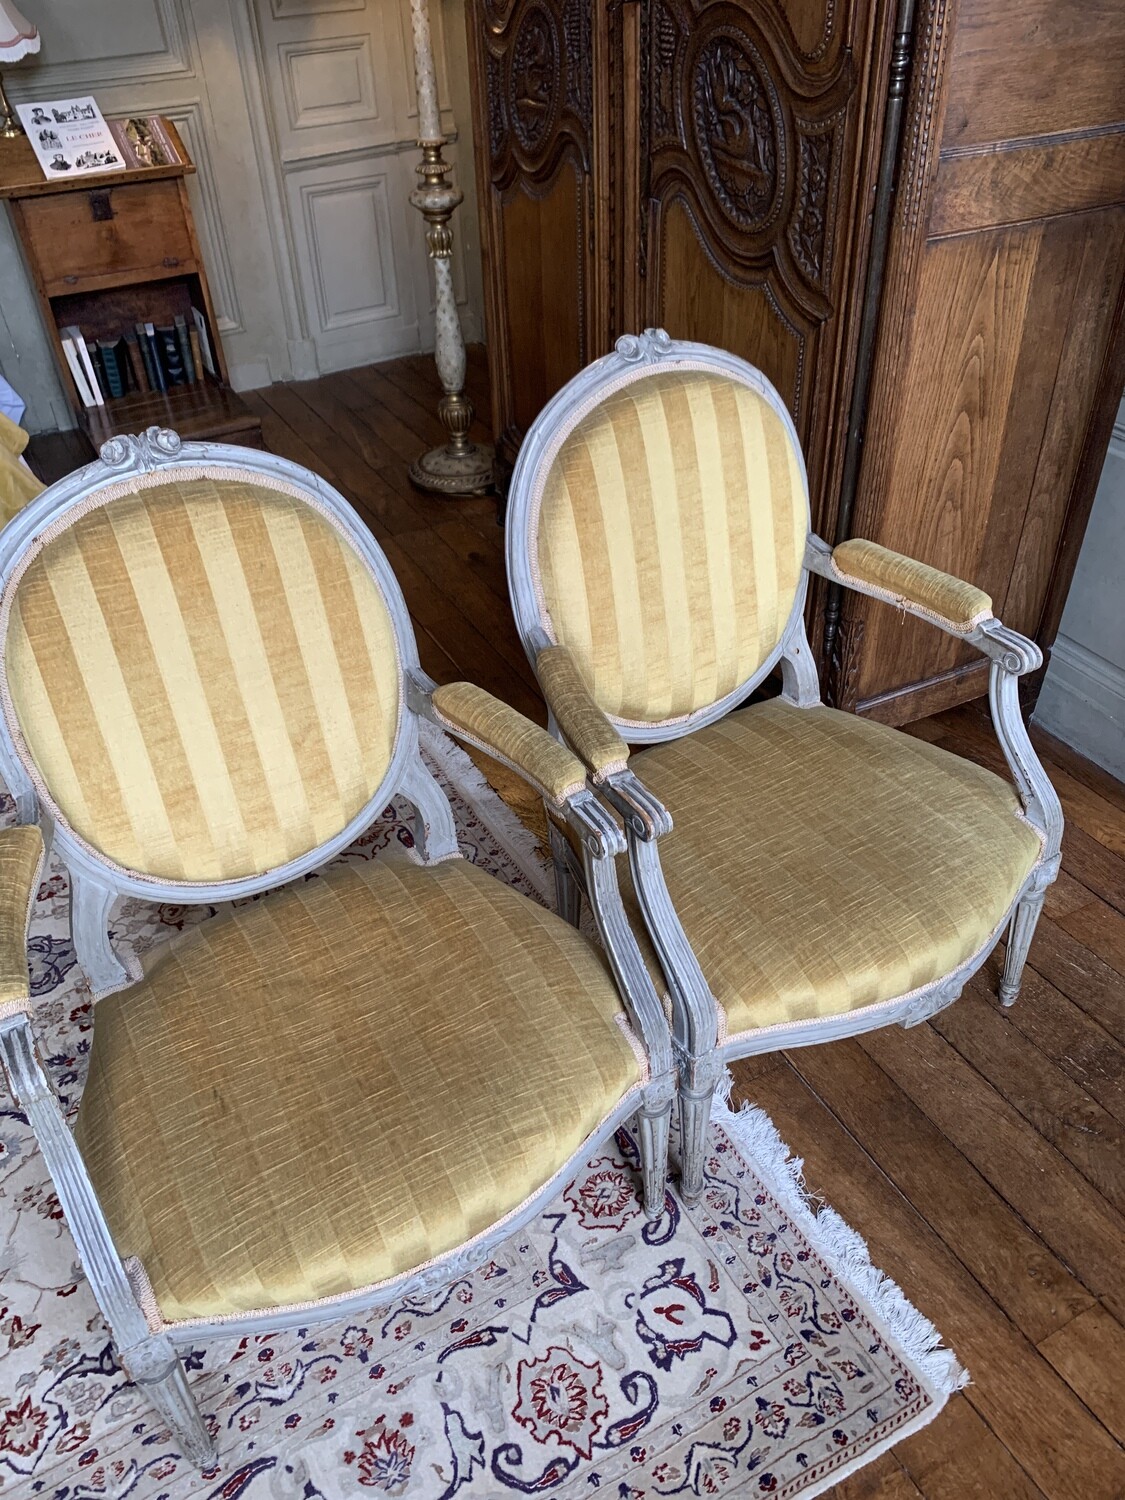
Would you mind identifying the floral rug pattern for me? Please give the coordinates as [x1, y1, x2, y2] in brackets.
[0, 729, 962, 1498]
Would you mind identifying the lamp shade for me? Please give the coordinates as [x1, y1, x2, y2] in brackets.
[0, 1, 39, 62]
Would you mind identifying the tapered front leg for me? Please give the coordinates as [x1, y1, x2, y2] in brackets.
[999, 886, 1048, 1006]
[120, 1334, 215, 1468]
[677, 1053, 723, 1205]
[635, 1078, 673, 1219]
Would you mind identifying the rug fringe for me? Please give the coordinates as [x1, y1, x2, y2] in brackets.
[418, 719, 554, 904]
[712, 1087, 970, 1400]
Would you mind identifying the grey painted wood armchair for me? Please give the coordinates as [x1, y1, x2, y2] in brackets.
[504, 329, 1063, 1204]
[0, 428, 674, 1465]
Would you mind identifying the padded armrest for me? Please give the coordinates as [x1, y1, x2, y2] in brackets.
[0, 825, 45, 1022]
[830, 538, 993, 633]
[536, 645, 629, 781]
[430, 681, 588, 808]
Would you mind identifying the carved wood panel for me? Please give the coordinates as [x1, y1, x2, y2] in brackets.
[467, 0, 599, 462]
[641, 0, 873, 534]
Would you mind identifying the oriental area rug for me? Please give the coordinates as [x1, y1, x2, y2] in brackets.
[0, 724, 966, 1499]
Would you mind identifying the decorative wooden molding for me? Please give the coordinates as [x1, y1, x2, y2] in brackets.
[3, 0, 193, 93]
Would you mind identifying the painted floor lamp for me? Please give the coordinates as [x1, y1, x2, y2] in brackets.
[406, 0, 495, 497]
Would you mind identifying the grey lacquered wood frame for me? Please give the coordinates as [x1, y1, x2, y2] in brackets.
[505, 328, 1064, 1206]
[0, 428, 676, 1468]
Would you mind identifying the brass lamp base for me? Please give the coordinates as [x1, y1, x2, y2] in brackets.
[410, 438, 495, 497]
[0, 73, 23, 139]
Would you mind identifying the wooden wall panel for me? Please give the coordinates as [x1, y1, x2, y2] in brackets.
[844, 204, 1125, 720]
[1001, 209, 1125, 632]
[930, 133, 1125, 240]
[942, 0, 1125, 148]
[849, 226, 1041, 703]
[497, 165, 588, 437]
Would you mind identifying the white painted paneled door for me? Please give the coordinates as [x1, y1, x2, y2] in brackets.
[244, 0, 482, 376]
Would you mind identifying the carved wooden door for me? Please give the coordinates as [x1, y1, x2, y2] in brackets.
[638, 0, 890, 540]
[466, 0, 605, 465]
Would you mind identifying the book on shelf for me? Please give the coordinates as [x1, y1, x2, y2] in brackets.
[188, 325, 204, 383]
[61, 338, 97, 408]
[58, 314, 214, 408]
[191, 308, 216, 377]
[143, 322, 167, 392]
[174, 314, 196, 384]
[134, 322, 160, 391]
[156, 324, 186, 386]
[96, 339, 127, 400]
[59, 326, 103, 408]
[123, 331, 149, 393]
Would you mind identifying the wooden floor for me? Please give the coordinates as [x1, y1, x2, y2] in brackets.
[35, 351, 1125, 1497]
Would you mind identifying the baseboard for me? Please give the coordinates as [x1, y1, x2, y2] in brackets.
[1033, 633, 1125, 782]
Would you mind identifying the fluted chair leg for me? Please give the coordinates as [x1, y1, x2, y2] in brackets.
[678, 1080, 716, 1207]
[548, 821, 582, 928]
[120, 1334, 215, 1467]
[635, 1081, 673, 1219]
[999, 886, 1048, 1006]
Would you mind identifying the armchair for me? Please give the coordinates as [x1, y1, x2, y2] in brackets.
[0, 428, 674, 1464]
[504, 329, 1062, 1205]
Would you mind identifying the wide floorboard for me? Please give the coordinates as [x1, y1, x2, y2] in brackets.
[31, 350, 1125, 1497]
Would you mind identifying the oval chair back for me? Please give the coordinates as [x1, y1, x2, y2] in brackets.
[506, 330, 815, 740]
[0, 429, 455, 994]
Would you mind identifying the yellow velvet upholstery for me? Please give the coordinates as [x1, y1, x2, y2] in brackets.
[0, 825, 44, 1019]
[535, 368, 806, 725]
[832, 539, 992, 631]
[2, 473, 401, 883]
[431, 680, 587, 806]
[0, 412, 43, 525]
[621, 701, 1043, 1035]
[74, 851, 643, 1324]
[536, 645, 629, 780]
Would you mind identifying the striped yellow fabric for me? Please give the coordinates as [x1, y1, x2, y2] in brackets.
[2, 475, 400, 883]
[536, 368, 807, 724]
[536, 645, 630, 779]
[620, 701, 1043, 1033]
[0, 825, 44, 1019]
[431, 679, 588, 806]
[74, 851, 642, 1322]
[832, 539, 993, 630]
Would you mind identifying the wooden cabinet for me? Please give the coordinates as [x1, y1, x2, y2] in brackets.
[465, 0, 1125, 722]
[0, 123, 262, 451]
[469, 0, 604, 451]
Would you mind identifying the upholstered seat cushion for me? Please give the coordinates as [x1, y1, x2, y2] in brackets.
[74, 853, 643, 1325]
[623, 701, 1043, 1038]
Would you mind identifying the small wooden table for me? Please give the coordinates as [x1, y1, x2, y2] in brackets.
[0, 120, 262, 451]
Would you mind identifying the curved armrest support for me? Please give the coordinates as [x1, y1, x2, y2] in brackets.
[600, 770, 719, 1073]
[536, 645, 630, 781]
[974, 621, 1063, 865]
[565, 790, 673, 1083]
[409, 674, 674, 1079]
[0, 825, 45, 1023]
[807, 534, 993, 635]
[423, 678, 589, 808]
[808, 538, 1063, 864]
